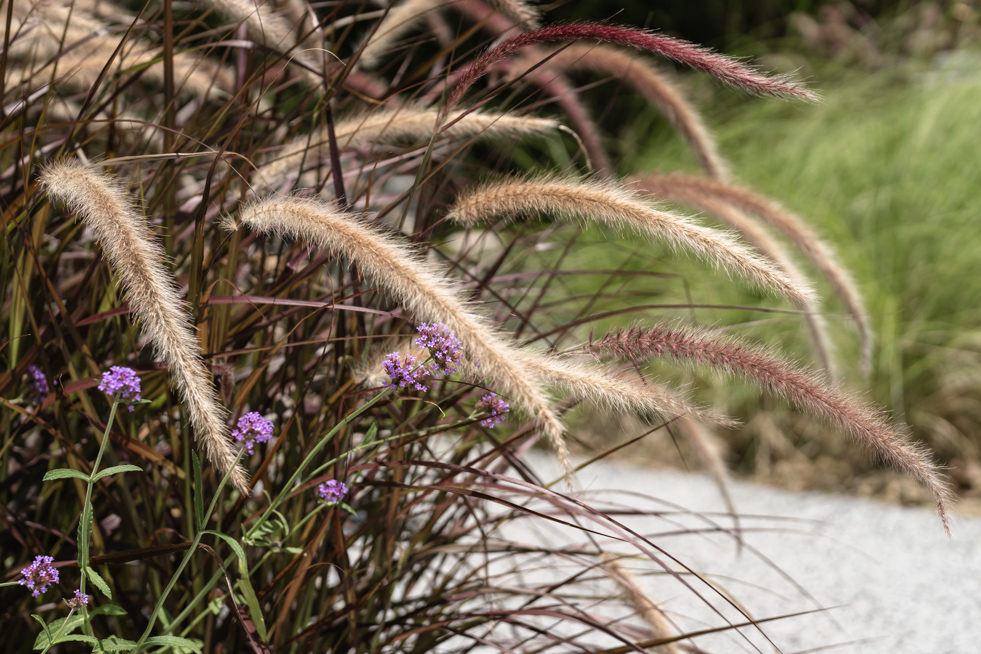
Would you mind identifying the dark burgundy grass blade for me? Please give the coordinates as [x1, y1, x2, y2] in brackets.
[444, 23, 817, 115]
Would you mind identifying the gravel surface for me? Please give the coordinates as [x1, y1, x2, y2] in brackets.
[517, 454, 981, 653]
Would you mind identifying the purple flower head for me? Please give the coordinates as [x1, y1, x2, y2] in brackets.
[68, 589, 90, 609]
[231, 412, 274, 455]
[382, 352, 429, 392]
[318, 479, 348, 505]
[98, 366, 142, 411]
[18, 555, 59, 597]
[476, 393, 510, 428]
[414, 323, 463, 375]
[27, 365, 49, 402]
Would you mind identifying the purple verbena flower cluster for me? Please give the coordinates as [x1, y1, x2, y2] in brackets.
[27, 365, 49, 402]
[382, 353, 429, 392]
[98, 366, 142, 411]
[19, 555, 59, 597]
[476, 393, 510, 428]
[318, 479, 348, 505]
[231, 412, 274, 455]
[68, 589, 90, 609]
[414, 322, 463, 375]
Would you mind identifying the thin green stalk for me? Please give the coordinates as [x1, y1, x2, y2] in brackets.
[77, 400, 119, 636]
[133, 447, 247, 651]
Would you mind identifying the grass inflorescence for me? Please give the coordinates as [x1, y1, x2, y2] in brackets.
[0, 1, 953, 652]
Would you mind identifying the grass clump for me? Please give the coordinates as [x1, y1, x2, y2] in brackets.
[0, 1, 955, 651]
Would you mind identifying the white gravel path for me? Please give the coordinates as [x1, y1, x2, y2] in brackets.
[516, 454, 981, 653]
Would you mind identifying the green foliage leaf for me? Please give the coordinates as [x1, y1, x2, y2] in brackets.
[363, 423, 378, 445]
[90, 604, 128, 617]
[143, 635, 204, 653]
[192, 451, 204, 530]
[43, 468, 91, 482]
[201, 530, 246, 567]
[34, 614, 86, 649]
[92, 464, 143, 482]
[94, 635, 138, 651]
[31, 615, 52, 645]
[85, 566, 112, 600]
[235, 577, 267, 641]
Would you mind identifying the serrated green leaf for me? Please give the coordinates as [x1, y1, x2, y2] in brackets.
[95, 635, 138, 651]
[52, 635, 99, 646]
[85, 566, 112, 600]
[202, 531, 246, 568]
[192, 452, 204, 531]
[34, 614, 86, 649]
[90, 604, 128, 617]
[92, 464, 143, 482]
[235, 577, 267, 641]
[143, 635, 203, 653]
[43, 468, 91, 482]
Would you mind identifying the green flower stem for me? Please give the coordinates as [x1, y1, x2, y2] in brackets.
[78, 399, 119, 636]
[132, 446, 247, 652]
[244, 387, 391, 540]
[40, 608, 77, 654]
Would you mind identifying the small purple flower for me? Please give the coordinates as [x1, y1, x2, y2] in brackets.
[231, 412, 274, 455]
[27, 365, 49, 402]
[98, 366, 142, 411]
[382, 353, 429, 392]
[68, 589, 90, 609]
[476, 393, 510, 428]
[318, 479, 348, 505]
[18, 555, 59, 597]
[414, 322, 463, 375]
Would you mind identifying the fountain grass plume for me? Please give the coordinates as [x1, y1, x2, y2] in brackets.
[637, 173, 870, 379]
[232, 196, 572, 472]
[516, 352, 733, 429]
[485, 0, 539, 30]
[257, 105, 559, 183]
[444, 23, 818, 116]
[446, 176, 816, 307]
[589, 323, 953, 536]
[40, 161, 249, 495]
[356, 0, 446, 70]
[529, 43, 730, 180]
[635, 176, 836, 376]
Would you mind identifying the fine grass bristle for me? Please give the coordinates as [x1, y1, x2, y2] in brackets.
[638, 173, 871, 379]
[634, 176, 837, 376]
[446, 176, 816, 307]
[601, 554, 682, 654]
[356, 0, 446, 70]
[40, 161, 249, 495]
[529, 44, 730, 180]
[208, 0, 322, 85]
[233, 196, 571, 471]
[590, 324, 953, 536]
[257, 105, 559, 184]
[517, 353, 733, 428]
